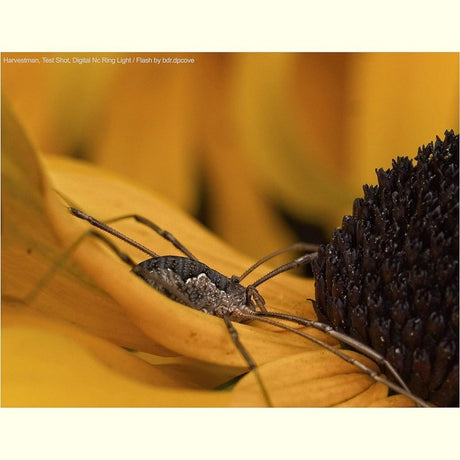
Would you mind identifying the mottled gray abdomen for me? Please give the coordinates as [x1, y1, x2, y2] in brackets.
[133, 256, 254, 321]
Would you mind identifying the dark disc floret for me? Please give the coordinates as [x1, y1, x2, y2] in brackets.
[312, 130, 459, 406]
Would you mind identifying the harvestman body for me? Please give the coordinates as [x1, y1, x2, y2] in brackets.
[49, 207, 430, 407]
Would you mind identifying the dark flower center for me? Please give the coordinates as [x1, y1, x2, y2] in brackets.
[312, 130, 459, 406]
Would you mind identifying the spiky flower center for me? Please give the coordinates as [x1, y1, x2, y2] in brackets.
[312, 131, 459, 406]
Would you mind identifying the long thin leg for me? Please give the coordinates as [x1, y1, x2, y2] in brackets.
[233, 242, 319, 283]
[70, 208, 159, 258]
[240, 247, 317, 314]
[244, 314, 429, 407]
[70, 207, 198, 261]
[221, 315, 274, 407]
[247, 251, 318, 290]
[89, 231, 138, 267]
[54, 189, 194, 260]
[254, 311, 411, 394]
[23, 226, 137, 303]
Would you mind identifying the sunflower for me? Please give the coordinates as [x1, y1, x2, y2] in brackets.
[2, 53, 458, 407]
[1, 103, 409, 407]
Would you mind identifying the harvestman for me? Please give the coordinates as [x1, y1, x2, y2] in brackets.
[41, 205, 427, 408]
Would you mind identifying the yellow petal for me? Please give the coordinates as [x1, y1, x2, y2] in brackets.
[2, 308, 230, 407]
[3, 52, 201, 213]
[230, 349, 391, 407]
[92, 53, 200, 212]
[369, 395, 417, 408]
[3, 53, 114, 158]
[232, 53, 356, 230]
[198, 56, 298, 262]
[1, 101, 172, 356]
[132, 352, 244, 390]
[334, 382, 389, 407]
[232, 53, 459, 230]
[347, 53, 459, 188]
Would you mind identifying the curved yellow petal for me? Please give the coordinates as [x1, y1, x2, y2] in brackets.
[334, 382, 389, 407]
[232, 53, 356, 230]
[132, 352, 245, 390]
[92, 53, 200, 212]
[42, 152, 329, 370]
[230, 349, 390, 407]
[2, 308, 230, 407]
[2, 306, 201, 390]
[233, 53, 459, 230]
[1, 102, 173, 356]
[3, 53, 114, 159]
[347, 53, 459, 188]
[3, 52, 200, 213]
[369, 395, 417, 408]
[198, 56, 297, 262]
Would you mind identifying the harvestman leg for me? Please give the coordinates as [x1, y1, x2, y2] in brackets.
[241, 313, 429, 407]
[222, 315, 274, 406]
[232, 243, 319, 312]
[24, 210, 160, 303]
[70, 208, 198, 261]
[254, 310, 412, 394]
[246, 250, 319, 290]
[233, 242, 319, 283]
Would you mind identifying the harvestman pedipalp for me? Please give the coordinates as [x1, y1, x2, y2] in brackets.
[57, 206, 429, 407]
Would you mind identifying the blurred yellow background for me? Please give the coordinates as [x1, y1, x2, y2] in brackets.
[2, 52, 458, 260]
